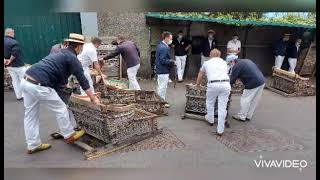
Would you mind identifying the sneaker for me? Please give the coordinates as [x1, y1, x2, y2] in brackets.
[246, 118, 251, 121]
[232, 115, 246, 122]
[64, 129, 85, 144]
[164, 103, 170, 108]
[169, 79, 172, 83]
[17, 97, 23, 101]
[27, 144, 51, 154]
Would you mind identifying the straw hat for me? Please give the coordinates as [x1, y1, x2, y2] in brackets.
[65, 33, 85, 44]
[208, 29, 215, 34]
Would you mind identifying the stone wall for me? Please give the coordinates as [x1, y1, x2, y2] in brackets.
[97, 12, 151, 78]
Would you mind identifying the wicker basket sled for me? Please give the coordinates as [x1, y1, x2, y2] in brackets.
[184, 84, 231, 116]
[64, 94, 161, 160]
[95, 82, 167, 115]
[267, 68, 316, 97]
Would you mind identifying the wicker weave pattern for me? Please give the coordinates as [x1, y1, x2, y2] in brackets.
[69, 97, 158, 145]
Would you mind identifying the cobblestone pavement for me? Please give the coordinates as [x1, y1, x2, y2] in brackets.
[4, 80, 316, 178]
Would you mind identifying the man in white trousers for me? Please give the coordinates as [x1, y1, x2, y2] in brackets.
[287, 38, 301, 73]
[20, 33, 99, 154]
[78, 37, 106, 95]
[4, 28, 27, 100]
[172, 30, 191, 82]
[102, 34, 141, 90]
[226, 55, 266, 122]
[196, 49, 231, 136]
[273, 33, 290, 69]
[155, 31, 176, 107]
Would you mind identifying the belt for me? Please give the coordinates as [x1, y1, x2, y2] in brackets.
[209, 79, 229, 83]
[24, 76, 42, 86]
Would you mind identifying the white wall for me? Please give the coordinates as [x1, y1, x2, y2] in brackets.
[80, 12, 98, 39]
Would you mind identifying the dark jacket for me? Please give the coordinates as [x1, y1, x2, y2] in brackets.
[273, 39, 289, 56]
[172, 37, 191, 56]
[50, 43, 63, 54]
[26, 47, 90, 91]
[200, 37, 217, 57]
[286, 43, 300, 58]
[156, 41, 175, 74]
[230, 59, 266, 89]
[104, 40, 140, 68]
[4, 36, 24, 67]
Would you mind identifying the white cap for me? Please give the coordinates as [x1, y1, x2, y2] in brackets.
[226, 55, 238, 63]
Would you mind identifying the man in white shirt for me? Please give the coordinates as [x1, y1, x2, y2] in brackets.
[226, 34, 241, 59]
[196, 48, 231, 136]
[77, 37, 106, 95]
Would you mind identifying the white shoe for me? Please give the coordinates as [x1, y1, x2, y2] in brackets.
[169, 79, 172, 83]
[164, 103, 170, 108]
[205, 114, 214, 125]
[232, 114, 246, 122]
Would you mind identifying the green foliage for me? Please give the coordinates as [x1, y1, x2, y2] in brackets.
[158, 12, 316, 27]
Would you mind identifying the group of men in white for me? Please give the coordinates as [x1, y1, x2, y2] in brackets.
[5, 26, 287, 153]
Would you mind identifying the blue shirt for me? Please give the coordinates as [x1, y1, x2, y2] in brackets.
[26, 47, 90, 91]
[155, 41, 174, 74]
[4, 36, 24, 67]
[230, 59, 266, 89]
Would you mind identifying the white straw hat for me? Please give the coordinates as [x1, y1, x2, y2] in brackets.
[65, 33, 85, 44]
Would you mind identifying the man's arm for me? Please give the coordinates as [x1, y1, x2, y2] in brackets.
[103, 46, 121, 60]
[89, 50, 105, 77]
[5, 43, 18, 65]
[196, 70, 205, 86]
[134, 43, 141, 57]
[230, 64, 241, 85]
[159, 46, 174, 66]
[185, 39, 192, 51]
[93, 61, 106, 77]
[71, 58, 98, 103]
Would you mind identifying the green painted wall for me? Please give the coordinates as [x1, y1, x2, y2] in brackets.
[4, 13, 82, 64]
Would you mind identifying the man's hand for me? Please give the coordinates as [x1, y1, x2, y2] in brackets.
[92, 97, 100, 104]
[5, 59, 12, 66]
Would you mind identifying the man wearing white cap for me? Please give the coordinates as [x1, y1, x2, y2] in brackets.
[196, 48, 231, 136]
[20, 33, 99, 154]
[226, 55, 265, 122]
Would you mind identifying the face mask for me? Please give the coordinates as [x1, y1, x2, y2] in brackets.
[233, 37, 238, 42]
[208, 34, 214, 39]
[168, 40, 173, 45]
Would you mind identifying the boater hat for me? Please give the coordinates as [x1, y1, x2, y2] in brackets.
[65, 33, 85, 44]
[208, 29, 215, 34]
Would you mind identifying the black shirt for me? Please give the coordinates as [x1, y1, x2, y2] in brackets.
[230, 59, 266, 89]
[201, 37, 217, 57]
[273, 39, 289, 56]
[4, 36, 24, 67]
[172, 37, 190, 56]
[26, 47, 90, 91]
[286, 43, 300, 58]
